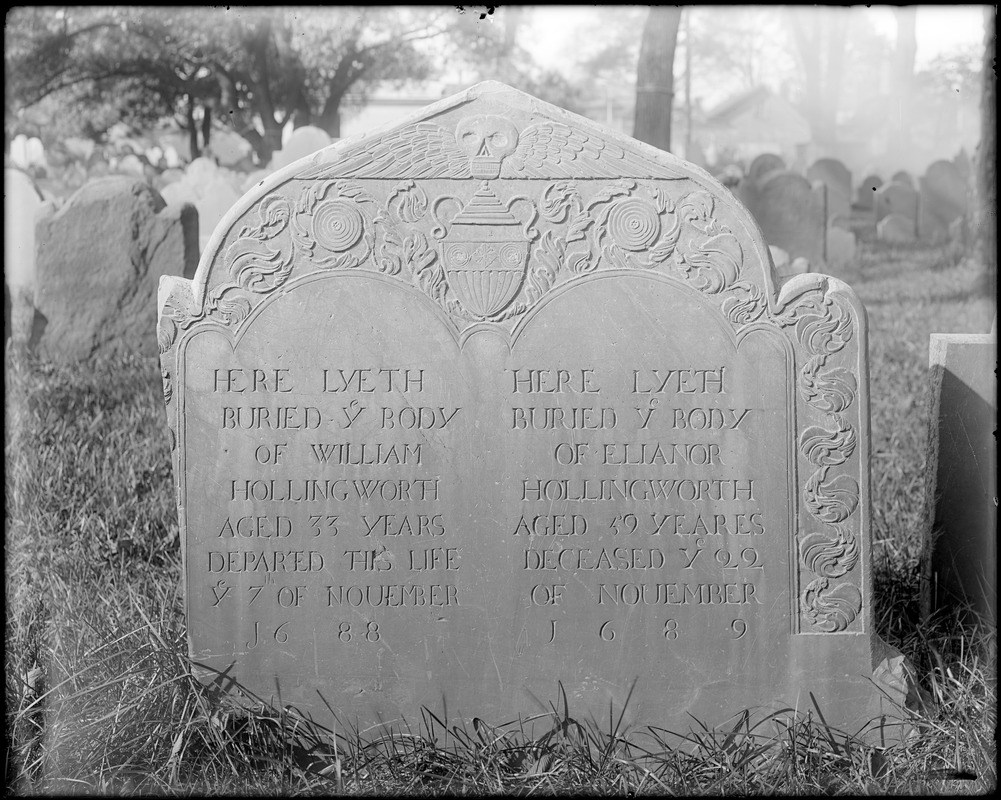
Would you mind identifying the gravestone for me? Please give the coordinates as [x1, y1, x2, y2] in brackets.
[876, 213, 916, 244]
[806, 158, 852, 220]
[34, 176, 198, 361]
[922, 331, 997, 626]
[890, 170, 913, 188]
[826, 227, 857, 272]
[746, 153, 786, 183]
[740, 170, 826, 270]
[4, 167, 47, 344]
[855, 174, 883, 210]
[159, 81, 908, 740]
[873, 182, 919, 226]
[918, 160, 967, 245]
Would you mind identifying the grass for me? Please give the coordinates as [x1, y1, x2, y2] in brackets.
[5, 238, 996, 795]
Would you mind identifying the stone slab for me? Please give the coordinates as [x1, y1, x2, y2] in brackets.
[35, 176, 198, 361]
[747, 153, 786, 183]
[876, 213, 916, 244]
[922, 333, 997, 625]
[740, 170, 826, 271]
[159, 81, 904, 741]
[855, 175, 883, 210]
[873, 182, 919, 226]
[807, 158, 852, 221]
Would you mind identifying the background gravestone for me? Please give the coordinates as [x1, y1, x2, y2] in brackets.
[740, 170, 826, 270]
[877, 212, 917, 244]
[4, 166, 48, 344]
[918, 160, 968, 245]
[806, 158, 851, 220]
[34, 176, 198, 361]
[890, 170, 914, 188]
[873, 182, 919, 227]
[159, 81, 907, 739]
[922, 331, 997, 626]
[746, 152, 786, 183]
[855, 174, 883, 210]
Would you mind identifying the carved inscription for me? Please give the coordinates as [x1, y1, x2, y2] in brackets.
[160, 83, 872, 733]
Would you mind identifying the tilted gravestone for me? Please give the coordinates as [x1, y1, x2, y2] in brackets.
[35, 176, 198, 361]
[806, 158, 852, 221]
[740, 170, 827, 271]
[855, 174, 883, 210]
[918, 160, 968, 245]
[159, 81, 909, 739]
[746, 153, 786, 183]
[922, 330, 997, 626]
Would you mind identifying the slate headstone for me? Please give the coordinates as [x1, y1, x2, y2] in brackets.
[34, 176, 198, 361]
[746, 153, 786, 183]
[922, 332, 997, 625]
[806, 158, 852, 220]
[740, 170, 826, 270]
[855, 174, 883, 210]
[159, 80, 908, 740]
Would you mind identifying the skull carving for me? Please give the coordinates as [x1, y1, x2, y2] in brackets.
[455, 115, 519, 179]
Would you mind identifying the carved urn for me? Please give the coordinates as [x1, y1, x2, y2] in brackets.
[440, 182, 529, 318]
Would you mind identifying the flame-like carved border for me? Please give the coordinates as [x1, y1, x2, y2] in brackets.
[159, 133, 867, 636]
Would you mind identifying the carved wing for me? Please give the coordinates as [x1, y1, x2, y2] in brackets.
[502, 122, 683, 179]
[308, 123, 472, 180]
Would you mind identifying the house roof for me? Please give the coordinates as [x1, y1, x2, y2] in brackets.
[705, 86, 774, 125]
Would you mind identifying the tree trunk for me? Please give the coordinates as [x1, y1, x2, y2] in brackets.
[200, 104, 212, 152]
[633, 7, 681, 150]
[976, 7, 996, 294]
[186, 94, 200, 159]
[890, 7, 917, 161]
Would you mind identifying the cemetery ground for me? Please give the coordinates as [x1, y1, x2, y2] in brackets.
[5, 240, 996, 795]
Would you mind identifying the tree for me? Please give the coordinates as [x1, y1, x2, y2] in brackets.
[785, 7, 849, 148]
[975, 7, 996, 291]
[633, 7, 682, 150]
[6, 7, 456, 163]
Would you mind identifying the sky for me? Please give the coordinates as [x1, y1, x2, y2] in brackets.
[522, 5, 988, 73]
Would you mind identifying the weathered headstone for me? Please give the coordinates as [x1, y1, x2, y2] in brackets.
[922, 331, 997, 625]
[159, 81, 907, 739]
[918, 160, 967, 244]
[876, 213, 916, 244]
[873, 182, 919, 226]
[746, 153, 786, 183]
[740, 170, 826, 270]
[855, 174, 883, 210]
[806, 158, 852, 220]
[34, 176, 198, 361]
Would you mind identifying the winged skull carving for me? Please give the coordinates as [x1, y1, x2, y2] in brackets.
[312, 114, 682, 180]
